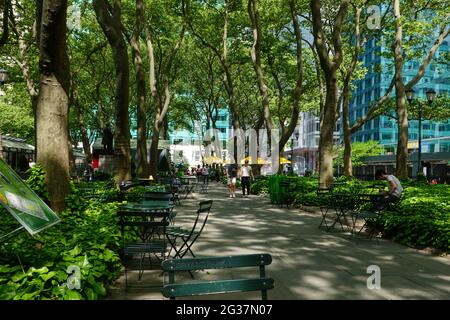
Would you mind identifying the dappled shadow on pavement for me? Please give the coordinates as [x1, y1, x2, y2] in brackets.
[107, 182, 450, 300]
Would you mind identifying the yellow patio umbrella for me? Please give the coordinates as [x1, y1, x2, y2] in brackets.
[240, 156, 270, 165]
[204, 156, 223, 164]
[279, 157, 291, 164]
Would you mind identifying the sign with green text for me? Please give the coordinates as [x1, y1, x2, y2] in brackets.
[0, 158, 60, 235]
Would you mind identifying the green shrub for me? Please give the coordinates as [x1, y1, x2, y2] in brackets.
[373, 185, 450, 251]
[0, 177, 126, 300]
[293, 191, 322, 206]
[250, 179, 268, 195]
[25, 164, 48, 201]
[0, 200, 123, 300]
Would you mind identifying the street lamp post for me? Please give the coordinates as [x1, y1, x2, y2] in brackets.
[0, 68, 8, 160]
[405, 87, 436, 178]
[422, 89, 436, 175]
[405, 88, 416, 175]
[290, 131, 299, 175]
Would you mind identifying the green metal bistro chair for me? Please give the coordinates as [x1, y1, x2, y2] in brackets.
[351, 192, 404, 240]
[166, 200, 213, 260]
[161, 253, 274, 300]
[317, 187, 334, 230]
[118, 209, 170, 289]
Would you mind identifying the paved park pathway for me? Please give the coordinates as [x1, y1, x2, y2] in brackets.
[107, 182, 450, 300]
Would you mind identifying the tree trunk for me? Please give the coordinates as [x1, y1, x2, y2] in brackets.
[392, 0, 408, 178]
[131, 0, 148, 178]
[74, 102, 92, 164]
[96, 84, 104, 130]
[10, 4, 39, 153]
[319, 78, 339, 187]
[248, 0, 272, 141]
[342, 83, 353, 177]
[278, 0, 302, 153]
[222, 9, 240, 164]
[149, 126, 160, 178]
[311, 0, 349, 187]
[145, 0, 185, 177]
[35, 0, 70, 212]
[93, 0, 131, 185]
[68, 139, 76, 177]
[162, 115, 169, 140]
[189, 6, 240, 163]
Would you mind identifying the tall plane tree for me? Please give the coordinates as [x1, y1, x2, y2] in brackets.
[35, 0, 70, 211]
[93, 0, 131, 184]
[391, 0, 449, 177]
[248, 0, 272, 144]
[145, 0, 187, 178]
[310, 0, 349, 187]
[130, 0, 148, 178]
[188, 0, 241, 163]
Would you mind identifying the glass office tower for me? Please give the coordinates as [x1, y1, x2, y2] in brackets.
[349, 37, 450, 154]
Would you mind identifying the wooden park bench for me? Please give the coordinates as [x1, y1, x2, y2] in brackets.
[161, 253, 274, 300]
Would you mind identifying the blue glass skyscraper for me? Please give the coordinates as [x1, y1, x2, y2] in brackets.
[349, 37, 450, 154]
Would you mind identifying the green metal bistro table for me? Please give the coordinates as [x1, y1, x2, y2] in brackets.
[117, 202, 173, 241]
[349, 193, 383, 238]
[328, 193, 358, 231]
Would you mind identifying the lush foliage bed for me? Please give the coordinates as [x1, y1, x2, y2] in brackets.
[0, 201, 123, 300]
[0, 167, 144, 300]
[372, 184, 450, 251]
[250, 175, 450, 252]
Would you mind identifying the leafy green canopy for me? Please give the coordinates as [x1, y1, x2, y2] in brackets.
[334, 140, 385, 168]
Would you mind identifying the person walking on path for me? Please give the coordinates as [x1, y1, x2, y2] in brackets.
[225, 162, 238, 198]
[202, 165, 209, 184]
[239, 160, 254, 197]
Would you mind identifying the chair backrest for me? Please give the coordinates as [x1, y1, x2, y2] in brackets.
[117, 210, 170, 241]
[161, 253, 274, 299]
[174, 201, 213, 254]
[143, 192, 174, 202]
[192, 200, 213, 236]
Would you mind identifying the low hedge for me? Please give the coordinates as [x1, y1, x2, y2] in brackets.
[371, 184, 450, 251]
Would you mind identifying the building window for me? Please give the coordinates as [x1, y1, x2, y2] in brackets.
[374, 118, 380, 128]
[374, 132, 380, 141]
[382, 133, 392, 141]
[440, 142, 450, 152]
[383, 120, 393, 128]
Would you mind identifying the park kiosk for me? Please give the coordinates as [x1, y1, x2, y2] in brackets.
[0, 158, 60, 243]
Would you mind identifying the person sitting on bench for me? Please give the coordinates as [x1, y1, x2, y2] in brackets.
[372, 169, 403, 211]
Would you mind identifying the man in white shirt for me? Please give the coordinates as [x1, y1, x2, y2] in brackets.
[239, 160, 254, 197]
[373, 169, 403, 210]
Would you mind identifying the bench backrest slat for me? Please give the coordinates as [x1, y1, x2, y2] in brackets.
[162, 278, 274, 298]
[119, 221, 169, 228]
[161, 253, 272, 272]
